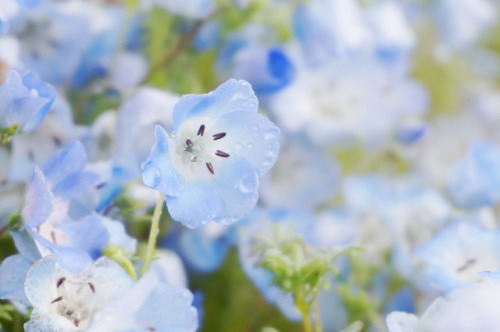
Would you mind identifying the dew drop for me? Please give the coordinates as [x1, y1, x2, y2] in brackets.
[142, 163, 162, 188]
[239, 173, 257, 193]
[264, 128, 279, 140]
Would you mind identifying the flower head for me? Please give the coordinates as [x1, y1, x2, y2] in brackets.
[142, 79, 280, 228]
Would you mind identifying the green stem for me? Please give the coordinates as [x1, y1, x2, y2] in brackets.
[142, 194, 164, 275]
[296, 290, 313, 332]
[312, 296, 323, 332]
[367, 309, 387, 332]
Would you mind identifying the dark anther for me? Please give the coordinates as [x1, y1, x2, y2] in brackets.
[197, 124, 205, 136]
[28, 150, 34, 161]
[147, 328, 156, 331]
[186, 139, 194, 148]
[206, 162, 215, 175]
[57, 277, 66, 288]
[88, 282, 95, 293]
[212, 132, 226, 140]
[456, 258, 477, 273]
[51, 231, 57, 244]
[74, 319, 80, 327]
[52, 136, 62, 147]
[51, 296, 63, 304]
[95, 182, 106, 189]
[215, 150, 230, 158]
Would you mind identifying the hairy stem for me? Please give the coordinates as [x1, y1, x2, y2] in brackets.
[142, 194, 164, 275]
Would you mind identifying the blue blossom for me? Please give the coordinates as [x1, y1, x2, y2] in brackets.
[260, 134, 340, 210]
[141, 79, 280, 228]
[447, 142, 500, 208]
[24, 255, 134, 331]
[21, 141, 110, 273]
[231, 46, 295, 96]
[415, 222, 500, 294]
[88, 254, 198, 332]
[387, 277, 500, 332]
[0, 68, 55, 132]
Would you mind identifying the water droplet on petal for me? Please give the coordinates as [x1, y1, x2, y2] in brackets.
[264, 128, 279, 140]
[142, 162, 162, 188]
[239, 173, 257, 193]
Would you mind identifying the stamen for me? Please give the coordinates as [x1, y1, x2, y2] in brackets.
[186, 139, 193, 148]
[74, 319, 80, 327]
[212, 132, 226, 140]
[190, 155, 198, 162]
[206, 162, 215, 175]
[88, 282, 95, 293]
[147, 328, 156, 331]
[456, 258, 477, 273]
[51, 231, 57, 244]
[57, 277, 66, 288]
[52, 136, 62, 147]
[197, 125, 205, 136]
[215, 150, 230, 158]
[51, 296, 63, 304]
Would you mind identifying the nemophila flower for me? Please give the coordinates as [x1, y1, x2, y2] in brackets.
[24, 255, 134, 331]
[259, 134, 340, 210]
[267, 54, 428, 146]
[21, 141, 122, 273]
[88, 252, 198, 332]
[116, 86, 178, 179]
[10, 0, 101, 85]
[0, 68, 55, 132]
[433, 0, 497, 49]
[386, 277, 500, 332]
[230, 46, 296, 96]
[415, 222, 500, 294]
[446, 142, 500, 208]
[141, 79, 280, 228]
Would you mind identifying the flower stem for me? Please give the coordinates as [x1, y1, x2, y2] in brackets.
[142, 193, 164, 276]
[312, 296, 323, 332]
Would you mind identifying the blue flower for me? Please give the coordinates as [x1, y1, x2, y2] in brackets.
[141, 79, 280, 228]
[24, 255, 134, 331]
[447, 142, 500, 208]
[0, 68, 55, 132]
[415, 222, 500, 295]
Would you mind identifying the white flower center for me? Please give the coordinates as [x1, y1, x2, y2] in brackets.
[49, 276, 99, 329]
[171, 120, 231, 181]
[16, 15, 62, 59]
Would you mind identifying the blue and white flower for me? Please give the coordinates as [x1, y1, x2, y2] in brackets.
[141, 79, 280, 228]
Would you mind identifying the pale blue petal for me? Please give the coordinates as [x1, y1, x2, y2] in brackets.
[41, 140, 86, 186]
[28, 231, 93, 274]
[209, 155, 259, 224]
[166, 183, 223, 229]
[135, 283, 198, 332]
[57, 213, 109, 260]
[10, 230, 42, 263]
[212, 111, 280, 176]
[25, 309, 78, 332]
[172, 79, 258, 129]
[0, 254, 32, 306]
[24, 256, 58, 308]
[21, 166, 54, 228]
[142, 125, 183, 196]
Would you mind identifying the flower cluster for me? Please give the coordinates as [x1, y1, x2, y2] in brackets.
[0, 0, 500, 332]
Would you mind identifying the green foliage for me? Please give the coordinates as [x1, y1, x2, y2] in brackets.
[192, 249, 302, 332]
[0, 124, 19, 144]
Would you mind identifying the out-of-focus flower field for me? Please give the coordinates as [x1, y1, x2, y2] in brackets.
[1, 0, 500, 331]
